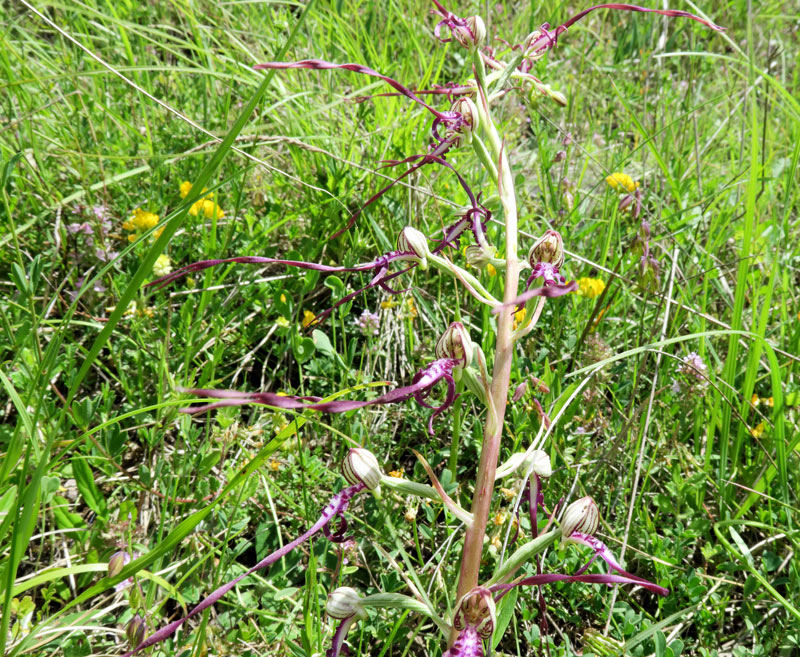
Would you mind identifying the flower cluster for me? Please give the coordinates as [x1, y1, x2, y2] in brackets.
[122, 208, 162, 242]
[577, 276, 605, 299]
[179, 180, 225, 219]
[670, 351, 709, 398]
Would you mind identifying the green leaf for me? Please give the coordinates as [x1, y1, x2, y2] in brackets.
[70, 458, 107, 522]
[492, 585, 518, 649]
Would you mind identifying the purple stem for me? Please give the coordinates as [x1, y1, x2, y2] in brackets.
[122, 483, 366, 657]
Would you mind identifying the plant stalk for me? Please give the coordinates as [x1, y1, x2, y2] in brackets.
[453, 48, 520, 613]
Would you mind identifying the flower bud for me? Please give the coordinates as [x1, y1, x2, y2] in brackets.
[342, 448, 383, 490]
[454, 15, 486, 49]
[125, 614, 146, 649]
[397, 226, 430, 269]
[326, 586, 367, 620]
[453, 587, 495, 639]
[528, 229, 564, 269]
[495, 449, 552, 480]
[108, 551, 131, 578]
[435, 322, 474, 366]
[464, 245, 492, 270]
[561, 496, 599, 538]
[553, 150, 566, 163]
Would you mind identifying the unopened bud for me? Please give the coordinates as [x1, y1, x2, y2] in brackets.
[495, 449, 551, 479]
[511, 380, 528, 402]
[326, 586, 367, 620]
[553, 150, 566, 163]
[454, 15, 486, 49]
[562, 190, 574, 212]
[528, 230, 564, 269]
[464, 245, 492, 270]
[108, 551, 131, 578]
[435, 321, 474, 366]
[125, 614, 146, 649]
[618, 193, 635, 213]
[397, 226, 430, 269]
[453, 587, 496, 639]
[561, 496, 599, 538]
[638, 254, 660, 292]
[342, 448, 383, 490]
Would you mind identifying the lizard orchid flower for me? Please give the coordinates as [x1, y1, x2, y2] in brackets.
[121, 455, 376, 657]
[445, 586, 496, 657]
[430, 1, 486, 49]
[326, 587, 368, 657]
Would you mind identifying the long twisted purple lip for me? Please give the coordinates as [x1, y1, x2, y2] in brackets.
[491, 280, 578, 313]
[489, 570, 668, 599]
[525, 3, 723, 56]
[182, 357, 462, 435]
[252, 59, 451, 119]
[121, 483, 366, 657]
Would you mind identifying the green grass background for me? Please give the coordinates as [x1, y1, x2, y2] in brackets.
[0, 0, 798, 655]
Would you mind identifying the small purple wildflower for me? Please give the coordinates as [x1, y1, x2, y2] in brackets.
[355, 309, 380, 336]
[67, 222, 93, 235]
[671, 351, 709, 397]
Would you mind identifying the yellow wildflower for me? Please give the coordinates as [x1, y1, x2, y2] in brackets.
[500, 487, 516, 501]
[513, 307, 527, 331]
[577, 277, 606, 299]
[405, 298, 418, 319]
[127, 234, 137, 243]
[179, 181, 192, 198]
[486, 263, 497, 276]
[750, 393, 760, 407]
[153, 226, 164, 240]
[490, 534, 502, 550]
[764, 397, 774, 407]
[750, 422, 765, 439]
[121, 220, 135, 231]
[381, 300, 399, 309]
[268, 459, 281, 472]
[388, 469, 404, 478]
[280, 294, 287, 303]
[605, 173, 639, 193]
[301, 310, 316, 327]
[153, 254, 172, 277]
[189, 199, 205, 216]
[202, 199, 224, 219]
[131, 208, 159, 230]
[493, 512, 507, 526]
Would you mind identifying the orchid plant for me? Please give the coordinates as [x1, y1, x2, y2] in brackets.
[116, 3, 722, 655]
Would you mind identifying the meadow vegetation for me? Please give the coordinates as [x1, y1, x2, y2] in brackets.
[1, 1, 798, 656]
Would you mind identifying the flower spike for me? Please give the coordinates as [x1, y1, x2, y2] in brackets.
[121, 482, 367, 657]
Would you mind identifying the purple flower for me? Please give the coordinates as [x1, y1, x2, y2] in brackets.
[182, 357, 462, 435]
[67, 222, 93, 235]
[355, 309, 380, 336]
[95, 248, 118, 262]
[671, 351, 709, 397]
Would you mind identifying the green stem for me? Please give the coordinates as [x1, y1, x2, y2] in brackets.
[448, 377, 466, 475]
